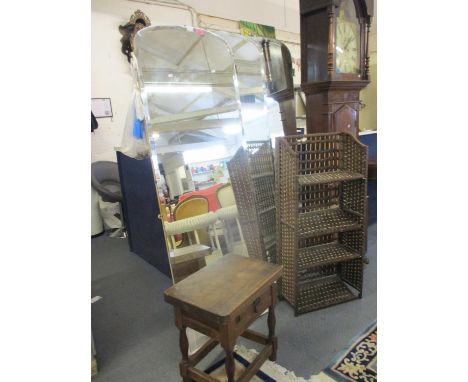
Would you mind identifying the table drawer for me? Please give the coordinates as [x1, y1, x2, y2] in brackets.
[233, 286, 272, 336]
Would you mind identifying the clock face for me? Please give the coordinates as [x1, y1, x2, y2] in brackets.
[335, 3, 360, 74]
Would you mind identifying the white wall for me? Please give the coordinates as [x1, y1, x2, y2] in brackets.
[91, 0, 301, 163]
[91, 0, 192, 162]
[184, 0, 300, 33]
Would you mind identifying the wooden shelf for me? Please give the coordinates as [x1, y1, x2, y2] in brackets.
[258, 205, 275, 215]
[298, 208, 361, 238]
[298, 170, 364, 185]
[251, 171, 274, 179]
[296, 276, 358, 314]
[297, 243, 360, 270]
[263, 233, 276, 249]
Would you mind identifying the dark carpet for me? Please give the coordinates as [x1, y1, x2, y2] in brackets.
[91, 181, 376, 381]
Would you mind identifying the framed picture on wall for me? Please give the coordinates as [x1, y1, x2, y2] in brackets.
[91, 98, 113, 118]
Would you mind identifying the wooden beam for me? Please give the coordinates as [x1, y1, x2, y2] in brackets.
[187, 367, 219, 382]
[240, 329, 269, 345]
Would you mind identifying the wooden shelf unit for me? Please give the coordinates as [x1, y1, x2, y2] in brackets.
[276, 132, 368, 315]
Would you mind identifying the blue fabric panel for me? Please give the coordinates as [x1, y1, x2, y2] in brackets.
[359, 132, 377, 158]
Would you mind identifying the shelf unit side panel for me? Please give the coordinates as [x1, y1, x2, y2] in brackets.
[340, 230, 366, 256]
[342, 133, 368, 176]
[279, 223, 297, 304]
[247, 141, 277, 263]
[276, 138, 299, 304]
[228, 148, 266, 261]
[340, 179, 367, 224]
[339, 258, 364, 294]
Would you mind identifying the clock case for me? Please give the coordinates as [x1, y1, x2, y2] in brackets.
[300, 0, 373, 137]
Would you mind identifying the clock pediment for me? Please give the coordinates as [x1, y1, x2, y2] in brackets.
[335, 103, 358, 114]
[332, 103, 358, 135]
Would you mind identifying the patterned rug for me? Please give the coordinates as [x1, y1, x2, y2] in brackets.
[205, 322, 377, 382]
[322, 322, 377, 382]
[205, 345, 310, 382]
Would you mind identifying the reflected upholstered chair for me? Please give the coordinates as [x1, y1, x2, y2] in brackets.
[216, 183, 236, 207]
[174, 196, 211, 247]
[216, 183, 244, 242]
[215, 183, 245, 254]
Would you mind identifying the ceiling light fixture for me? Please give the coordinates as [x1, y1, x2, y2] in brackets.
[183, 145, 228, 164]
[222, 124, 242, 135]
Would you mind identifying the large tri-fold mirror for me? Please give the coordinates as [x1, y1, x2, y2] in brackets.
[133, 25, 295, 283]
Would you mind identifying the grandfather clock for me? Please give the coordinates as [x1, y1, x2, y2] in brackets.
[300, 0, 373, 137]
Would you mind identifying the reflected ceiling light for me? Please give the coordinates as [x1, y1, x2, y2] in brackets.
[241, 106, 267, 122]
[336, 46, 343, 53]
[222, 124, 242, 135]
[143, 85, 213, 94]
[151, 132, 160, 140]
[183, 145, 227, 164]
[265, 96, 277, 105]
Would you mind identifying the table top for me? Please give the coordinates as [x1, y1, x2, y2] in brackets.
[164, 254, 282, 319]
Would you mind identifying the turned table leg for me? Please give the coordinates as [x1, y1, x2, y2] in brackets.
[175, 308, 191, 382]
[179, 326, 191, 382]
[224, 348, 235, 382]
[268, 284, 278, 361]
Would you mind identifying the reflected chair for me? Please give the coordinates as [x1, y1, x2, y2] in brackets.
[168, 195, 226, 280]
[216, 183, 244, 242]
[215, 183, 246, 255]
[164, 212, 217, 283]
[216, 183, 236, 207]
[91, 161, 126, 238]
[174, 196, 211, 247]
[173, 196, 222, 259]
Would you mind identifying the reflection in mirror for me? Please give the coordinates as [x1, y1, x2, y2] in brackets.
[228, 140, 276, 263]
[133, 26, 293, 284]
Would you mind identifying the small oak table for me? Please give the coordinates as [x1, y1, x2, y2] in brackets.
[164, 254, 283, 382]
